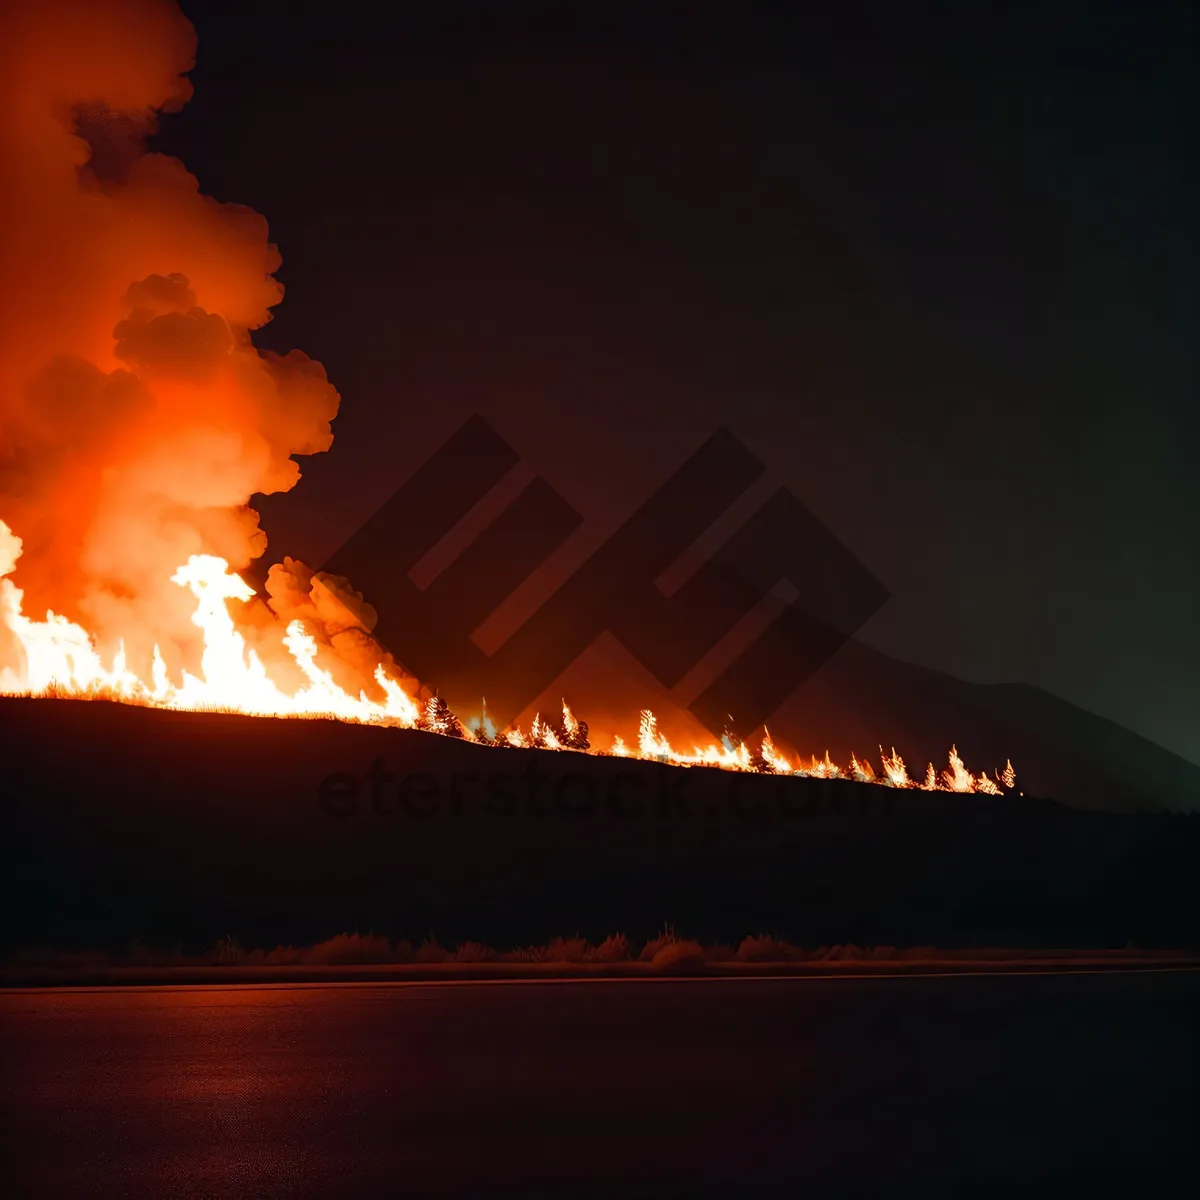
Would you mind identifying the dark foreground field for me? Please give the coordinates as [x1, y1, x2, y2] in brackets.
[1, 696, 1198, 953]
[1, 972, 1196, 1196]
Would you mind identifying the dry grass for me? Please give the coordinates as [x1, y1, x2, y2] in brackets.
[650, 939, 706, 971]
[506, 936, 597, 963]
[414, 938, 448, 964]
[206, 931, 399, 966]
[9, 933, 1179, 975]
[589, 934, 630, 962]
[300, 933, 394, 965]
[736, 934, 804, 963]
[824, 944, 865, 961]
[450, 941, 496, 963]
[637, 923, 681, 962]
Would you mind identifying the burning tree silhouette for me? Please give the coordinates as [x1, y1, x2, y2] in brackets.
[418, 694, 465, 739]
[557, 701, 590, 751]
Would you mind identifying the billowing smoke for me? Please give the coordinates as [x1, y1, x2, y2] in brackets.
[0, 0, 407, 699]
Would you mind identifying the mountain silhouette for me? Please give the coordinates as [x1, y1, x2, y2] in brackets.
[775, 637, 1200, 814]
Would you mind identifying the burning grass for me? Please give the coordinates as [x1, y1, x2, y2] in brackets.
[3, 520, 1018, 798]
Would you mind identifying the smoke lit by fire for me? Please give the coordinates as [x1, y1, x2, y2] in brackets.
[0, 0, 1014, 797]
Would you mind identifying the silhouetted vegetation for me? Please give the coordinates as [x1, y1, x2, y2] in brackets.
[417, 694, 465, 738]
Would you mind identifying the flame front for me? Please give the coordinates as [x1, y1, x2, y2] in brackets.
[1, 522, 419, 726]
[0, 516, 1015, 794]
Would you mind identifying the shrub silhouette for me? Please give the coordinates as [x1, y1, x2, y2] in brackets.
[638, 924, 680, 962]
[450, 941, 495, 963]
[415, 938, 448, 964]
[651, 939, 706, 971]
[301, 933, 393, 965]
[588, 934, 630, 962]
[736, 935, 803, 963]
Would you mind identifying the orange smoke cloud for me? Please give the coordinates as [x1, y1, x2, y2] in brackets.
[0, 0, 340, 681]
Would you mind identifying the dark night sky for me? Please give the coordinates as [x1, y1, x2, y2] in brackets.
[156, 0, 1197, 764]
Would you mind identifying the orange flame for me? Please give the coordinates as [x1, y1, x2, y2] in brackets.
[1, 523, 419, 726]
[0, 0, 1017, 803]
[0, 517, 1016, 795]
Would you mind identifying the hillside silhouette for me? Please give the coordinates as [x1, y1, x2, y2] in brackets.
[508, 632, 1200, 816]
[777, 636, 1200, 814]
[2, 696, 1196, 956]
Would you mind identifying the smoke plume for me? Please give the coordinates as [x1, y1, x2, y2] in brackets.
[0, 0, 401, 696]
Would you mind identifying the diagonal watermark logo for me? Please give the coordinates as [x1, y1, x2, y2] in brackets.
[319, 416, 889, 738]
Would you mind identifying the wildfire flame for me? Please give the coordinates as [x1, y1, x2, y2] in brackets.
[0, 0, 1016, 801]
[1, 523, 420, 725]
[0, 517, 1016, 794]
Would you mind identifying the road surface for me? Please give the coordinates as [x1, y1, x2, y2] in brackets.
[1, 972, 1196, 1195]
